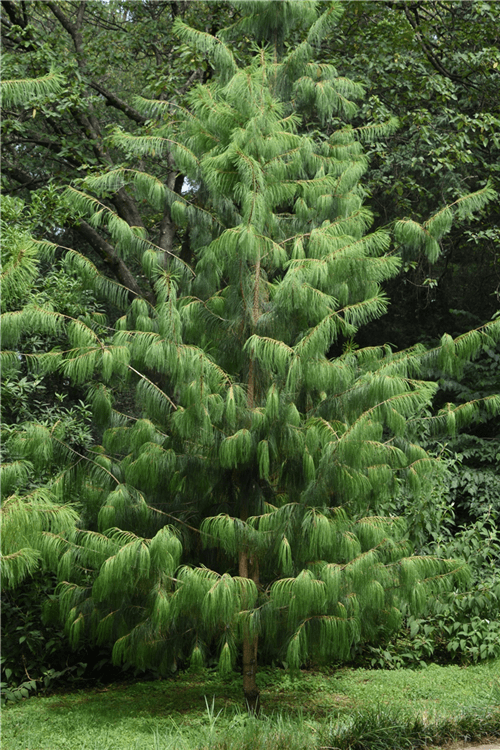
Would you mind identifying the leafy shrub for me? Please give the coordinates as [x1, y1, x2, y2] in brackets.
[0, 572, 87, 704]
[446, 435, 500, 522]
[359, 511, 500, 668]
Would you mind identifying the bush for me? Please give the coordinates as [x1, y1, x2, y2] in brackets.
[0, 572, 87, 703]
[358, 512, 500, 669]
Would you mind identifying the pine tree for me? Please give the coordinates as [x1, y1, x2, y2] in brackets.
[0, 194, 80, 588]
[2, 1, 499, 712]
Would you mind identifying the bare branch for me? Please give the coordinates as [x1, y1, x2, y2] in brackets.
[89, 81, 147, 125]
[75, 220, 155, 305]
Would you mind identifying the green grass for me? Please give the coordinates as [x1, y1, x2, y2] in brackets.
[2, 659, 500, 750]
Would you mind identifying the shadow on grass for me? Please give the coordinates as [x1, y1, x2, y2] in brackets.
[40, 670, 355, 726]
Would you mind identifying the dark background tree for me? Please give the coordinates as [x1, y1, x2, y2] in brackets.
[331, 0, 500, 347]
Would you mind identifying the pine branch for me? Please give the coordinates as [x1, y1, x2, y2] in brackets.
[51, 438, 121, 486]
[127, 365, 177, 411]
[1, 69, 64, 107]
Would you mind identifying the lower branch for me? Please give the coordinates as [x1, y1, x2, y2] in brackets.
[76, 220, 155, 304]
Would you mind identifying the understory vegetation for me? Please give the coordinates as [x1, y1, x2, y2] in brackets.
[1, 0, 499, 730]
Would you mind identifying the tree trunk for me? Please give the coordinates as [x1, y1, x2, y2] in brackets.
[239, 502, 260, 715]
[241, 615, 260, 715]
[239, 252, 262, 715]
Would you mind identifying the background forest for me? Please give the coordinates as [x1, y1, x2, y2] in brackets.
[1, 0, 500, 710]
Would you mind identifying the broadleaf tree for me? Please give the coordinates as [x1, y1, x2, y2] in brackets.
[332, 0, 500, 346]
[2, 1, 500, 712]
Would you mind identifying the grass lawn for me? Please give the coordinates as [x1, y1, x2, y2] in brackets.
[2, 659, 500, 750]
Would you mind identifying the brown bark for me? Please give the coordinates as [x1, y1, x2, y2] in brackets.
[157, 153, 183, 267]
[237, 245, 265, 713]
[46, 2, 86, 54]
[239, 502, 260, 715]
[112, 188, 146, 231]
[89, 81, 147, 125]
[76, 220, 155, 304]
[241, 624, 260, 715]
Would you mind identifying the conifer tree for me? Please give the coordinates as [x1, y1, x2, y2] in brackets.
[0, 193, 80, 588]
[2, 1, 499, 712]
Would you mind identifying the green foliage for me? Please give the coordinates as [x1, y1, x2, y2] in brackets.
[0, 198, 101, 589]
[0, 572, 86, 705]
[365, 452, 500, 669]
[44, 3, 496, 689]
[1, 68, 64, 108]
[332, 1, 500, 345]
[394, 182, 496, 264]
[0, 197, 40, 311]
[1, 0, 500, 710]
[0, 491, 79, 589]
